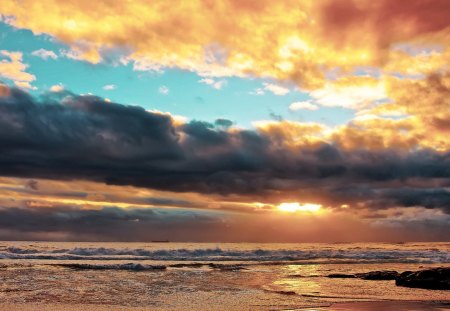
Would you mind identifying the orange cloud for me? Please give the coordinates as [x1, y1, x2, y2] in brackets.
[2, 0, 448, 89]
[0, 50, 36, 89]
[254, 120, 327, 149]
[361, 73, 450, 151]
[307, 76, 387, 110]
[0, 83, 11, 97]
[1, 1, 450, 242]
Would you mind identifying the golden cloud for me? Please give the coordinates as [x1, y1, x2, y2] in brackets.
[0, 50, 36, 89]
[307, 76, 387, 110]
[257, 73, 450, 153]
[2, 0, 449, 89]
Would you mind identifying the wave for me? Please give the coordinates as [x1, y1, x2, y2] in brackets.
[0, 246, 449, 263]
[56, 263, 166, 271]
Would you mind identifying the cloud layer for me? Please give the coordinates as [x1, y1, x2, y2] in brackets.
[1, 201, 448, 242]
[2, 0, 449, 89]
[0, 1, 449, 241]
[1, 86, 449, 215]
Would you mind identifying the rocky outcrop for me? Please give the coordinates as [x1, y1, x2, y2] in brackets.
[328, 268, 450, 290]
[327, 271, 398, 280]
[395, 267, 450, 290]
[356, 270, 399, 280]
[208, 263, 247, 271]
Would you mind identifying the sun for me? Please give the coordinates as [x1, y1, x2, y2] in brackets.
[277, 202, 322, 213]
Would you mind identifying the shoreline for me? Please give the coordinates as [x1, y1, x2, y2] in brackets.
[0, 301, 449, 311]
[323, 301, 450, 310]
[0, 242, 448, 310]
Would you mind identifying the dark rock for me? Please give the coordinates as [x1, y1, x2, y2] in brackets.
[356, 270, 399, 280]
[327, 273, 356, 278]
[395, 267, 450, 290]
[274, 290, 296, 295]
[328, 270, 398, 280]
[208, 263, 247, 271]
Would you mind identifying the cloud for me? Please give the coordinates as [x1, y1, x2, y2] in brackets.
[367, 189, 450, 213]
[49, 84, 64, 92]
[31, 48, 58, 60]
[59, 45, 102, 63]
[346, 72, 450, 152]
[1, 86, 450, 216]
[0, 200, 448, 242]
[0, 84, 11, 97]
[289, 101, 319, 111]
[0, 205, 228, 241]
[199, 78, 227, 90]
[158, 85, 169, 95]
[131, 59, 164, 73]
[25, 179, 39, 190]
[0, 50, 36, 89]
[262, 82, 290, 96]
[249, 88, 265, 96]
[3, 0, 448, 90]
[1, 1, 450, 241]
[103, 84, 116, 91]
[214, 118, 233, 129]
[308, 77, 387, 110]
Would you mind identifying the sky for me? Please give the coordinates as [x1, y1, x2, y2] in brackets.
[0, 0, 449, 242]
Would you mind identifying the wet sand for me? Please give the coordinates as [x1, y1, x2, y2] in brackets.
[0, 301, 449, 311]
[0, 242, 448, 310]
[319, 301, 450, 311]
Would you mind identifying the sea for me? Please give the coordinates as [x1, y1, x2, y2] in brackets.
[0, 241, 449, 310]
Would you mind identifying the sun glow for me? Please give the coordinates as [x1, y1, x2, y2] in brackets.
[277, 202, 322, 213]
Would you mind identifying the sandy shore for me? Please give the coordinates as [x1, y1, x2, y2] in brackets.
[0, 301, 448, 311]
[321, 301, 450, 310]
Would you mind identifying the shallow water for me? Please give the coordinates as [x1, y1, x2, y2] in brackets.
[2, 241, 449, 262]
[0, 242, 449, 310]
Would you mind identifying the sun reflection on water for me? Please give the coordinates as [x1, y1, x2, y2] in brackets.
[272, 264, 322, 295]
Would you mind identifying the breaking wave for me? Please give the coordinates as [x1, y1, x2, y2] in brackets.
[56, 263, 167, 271]
[0, 245, 449, 263]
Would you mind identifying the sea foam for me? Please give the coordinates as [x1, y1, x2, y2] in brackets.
[0, 244, 449, 263]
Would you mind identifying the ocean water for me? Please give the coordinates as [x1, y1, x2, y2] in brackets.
[0, 242, 449, 310]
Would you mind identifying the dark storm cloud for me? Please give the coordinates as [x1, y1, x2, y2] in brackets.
[214, 118, 233, 129]
[0, 88, 181, 161]
[0, 205, 226, 241]
[370, 188, 450, 214]
[330, 186, 450, 214]
[1, 86, 450, 212]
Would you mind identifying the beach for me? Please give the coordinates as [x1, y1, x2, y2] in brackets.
[0, 242, 449, 310]
[1, 0, 450, 309]
[0, 301, 449, 311]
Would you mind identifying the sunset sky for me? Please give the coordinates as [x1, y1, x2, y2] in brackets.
[0, 0, 449, 242]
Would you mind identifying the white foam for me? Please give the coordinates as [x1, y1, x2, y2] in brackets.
[58, 263, 166, 271]
[0, 245, 449, 263]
